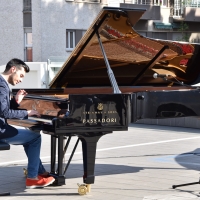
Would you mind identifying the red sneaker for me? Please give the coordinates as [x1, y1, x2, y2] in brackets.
[38, 172, 50, 178]
[26, 176, 55, 189]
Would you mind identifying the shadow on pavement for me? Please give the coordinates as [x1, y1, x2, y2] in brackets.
[0, 163, 143, 195]
[175, 148, 200, 171]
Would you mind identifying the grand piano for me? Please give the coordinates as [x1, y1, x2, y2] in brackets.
[9, 6, 200, 195]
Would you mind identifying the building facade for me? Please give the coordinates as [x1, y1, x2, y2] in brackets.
[0, 0, 200, 67]
[0, 0, 106, 66]
[0, 1, 24, 66]
[121, 0, 200, 42]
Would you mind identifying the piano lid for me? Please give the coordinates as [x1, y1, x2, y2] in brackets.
[49, 7, 200, 89]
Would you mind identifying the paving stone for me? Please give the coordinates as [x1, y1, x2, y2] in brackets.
[1, 124, 200, 199]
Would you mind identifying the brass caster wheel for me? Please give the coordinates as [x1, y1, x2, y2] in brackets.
[23, 168, 28, 177]
[77, 184, 87, 195]
[86, 184, 91, 193]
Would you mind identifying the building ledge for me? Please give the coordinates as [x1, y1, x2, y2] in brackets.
[173, 17, 184, 22]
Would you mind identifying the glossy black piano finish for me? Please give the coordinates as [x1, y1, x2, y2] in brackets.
[134, 89, 200, 120]
[14, 93, 130, 133]
[49, 94, 129, 134]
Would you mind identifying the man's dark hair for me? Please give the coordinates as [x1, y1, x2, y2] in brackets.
[4, 58, 30, 73]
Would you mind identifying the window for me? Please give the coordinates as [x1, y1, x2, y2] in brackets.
[65, 0, 100, 3]
[23, 0, 31, 11]
[66, 30, 75, 51]
[66, 29, 86, 51]
[24, 30, 33, 62]
[23, 13, 32, 27]
[23, 0, 32, 27]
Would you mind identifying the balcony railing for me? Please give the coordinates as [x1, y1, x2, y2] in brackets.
[131, 0, 152, 4]
[126, 0, 200, 6]
[124, 0, 168, 6]
[184, 0, 200, 7]
[168, 0, 200, 17]
[65, 0, 101, 3]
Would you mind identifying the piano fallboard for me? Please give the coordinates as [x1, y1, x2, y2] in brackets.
[8, 94, 130, 134]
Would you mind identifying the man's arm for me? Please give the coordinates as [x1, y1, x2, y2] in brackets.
[14, 89, 27, 104]
[0, 86, 28, 119]
[10, 89, 27, 109]
[10, 97, 20, 109]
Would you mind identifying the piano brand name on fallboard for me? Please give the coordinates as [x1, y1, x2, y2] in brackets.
[82, 111, 117, 114]
[82, 118, 117, 124]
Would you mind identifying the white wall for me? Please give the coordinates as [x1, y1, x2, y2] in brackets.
[32, 0, 106, 62]
[160, 7, 171, 23]
[0, 62, 47, 89]
[0, 0, 24, 66]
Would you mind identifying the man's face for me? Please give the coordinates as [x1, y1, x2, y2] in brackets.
[8, 66, 26, 86]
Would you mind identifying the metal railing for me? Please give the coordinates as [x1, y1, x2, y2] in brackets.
[125, 0, 168, 5]
[125, 0, 200, 17]
[184, 0, 200, 7]
[131, 0, 152, 4]
[66, 0, 101, 2]
[172, 0, 200, 17]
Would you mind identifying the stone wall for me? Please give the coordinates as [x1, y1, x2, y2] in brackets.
[0, 0, 24, 66]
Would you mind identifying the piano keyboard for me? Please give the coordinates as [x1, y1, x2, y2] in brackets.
[28, 117, 52, 124]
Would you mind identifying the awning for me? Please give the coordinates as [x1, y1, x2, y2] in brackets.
[172, 23, 181, 29]
[153, 22, 181, 30]
[154, 22, 173, 30]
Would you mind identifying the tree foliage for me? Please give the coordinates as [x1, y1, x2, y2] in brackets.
[177, 21, 190, 42]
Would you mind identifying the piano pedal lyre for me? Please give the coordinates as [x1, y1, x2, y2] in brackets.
[23, 168, 28, 177]
[77, 183, 91, 195]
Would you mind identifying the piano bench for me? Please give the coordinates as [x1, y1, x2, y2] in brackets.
[0, 141, 10, 150]
[0, 141, 10, 196]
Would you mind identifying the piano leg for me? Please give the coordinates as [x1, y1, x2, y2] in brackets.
[50, 135, 56, 173]
[50, 135, 65, 186]
[79, 133, 104, 184]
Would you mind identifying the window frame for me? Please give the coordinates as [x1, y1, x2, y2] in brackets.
[24, 28, 33, 62]
[66, 29, 86, 52]
[66, 30, 75, 51]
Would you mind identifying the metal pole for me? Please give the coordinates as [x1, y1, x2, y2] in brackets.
[96, 31, 121, 94]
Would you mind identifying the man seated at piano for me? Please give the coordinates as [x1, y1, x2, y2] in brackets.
[0, 58, 55, 189]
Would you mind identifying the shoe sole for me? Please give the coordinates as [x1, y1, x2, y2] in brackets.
[26, 178, 55, 189]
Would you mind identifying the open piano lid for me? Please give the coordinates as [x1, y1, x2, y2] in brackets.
[49, 7, 200, 89]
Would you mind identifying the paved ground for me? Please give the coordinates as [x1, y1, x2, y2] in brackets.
[1, 123, 200, 199]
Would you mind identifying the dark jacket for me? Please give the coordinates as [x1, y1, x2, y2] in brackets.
[0, 75, 28, 135]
